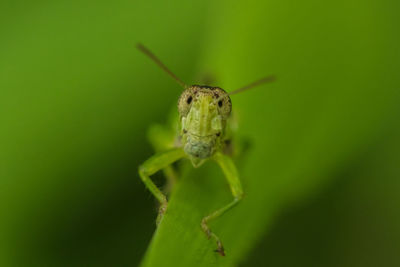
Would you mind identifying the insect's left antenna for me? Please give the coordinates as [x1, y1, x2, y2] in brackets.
[136, 43, 187, 88]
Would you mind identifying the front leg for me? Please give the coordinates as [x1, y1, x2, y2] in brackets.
[139, 148, 185, 225]
[147, 123, 180, 194]
[201, 152, 244, 256]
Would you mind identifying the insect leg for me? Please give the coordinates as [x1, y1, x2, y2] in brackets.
[201, 152, 244, 256]
[139, 148, 186, 225]
[147, 123, 179, 193]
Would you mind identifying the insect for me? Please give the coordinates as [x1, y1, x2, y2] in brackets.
[137, 43, 275, 256]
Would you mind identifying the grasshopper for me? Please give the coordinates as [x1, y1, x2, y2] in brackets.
[137, 43, 275, 256]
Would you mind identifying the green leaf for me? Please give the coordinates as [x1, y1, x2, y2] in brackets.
[1, 0, 399, 266]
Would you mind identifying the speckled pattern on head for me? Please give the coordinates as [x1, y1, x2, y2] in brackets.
[178, 85, 231, 165]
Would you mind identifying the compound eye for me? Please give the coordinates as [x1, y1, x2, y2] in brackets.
[216, 93, 231, 118]
[178, 88, 195, 116]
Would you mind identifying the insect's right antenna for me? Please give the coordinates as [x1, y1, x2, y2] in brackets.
[228, 75, 276, 96]
[136, 43, 187, 88]
[215, 75, 276, 103]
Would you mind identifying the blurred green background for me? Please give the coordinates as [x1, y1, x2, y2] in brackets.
[1, 0, 399, 266]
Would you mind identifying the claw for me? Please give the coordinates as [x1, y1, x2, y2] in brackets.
[156, 202, 168, 225]
[214, 246, 225, 256]
[214, 240, 225, 256]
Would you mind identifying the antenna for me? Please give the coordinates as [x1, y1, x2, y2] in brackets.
[228, 75, 276, 96]
[215, 75, 276, 102]
[136, 43, 187, 88]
